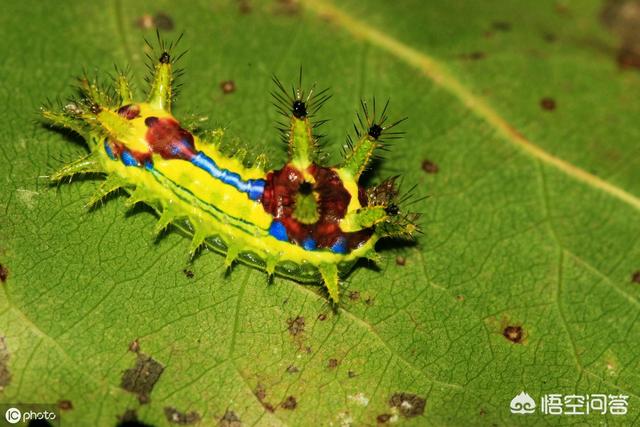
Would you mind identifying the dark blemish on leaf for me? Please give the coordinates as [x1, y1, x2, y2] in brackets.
[460, 51, 486, 61]
[455, 295, 465, 302]
[237, 0, 252, 14]
[492, 21, 512, 32]
[601, 0, 640, 70]
[389, 393, 426, 418]
[503, 325, 523, 343]
[154, 13, 175, 31]
[0, 337, 11, 390]
[328, 358, 339, 368]
[395, 256, 406, 266]
[128, 338, 140, 353]
[219, 410, 242, 427]
[348, 370, 356, 378]
[120, 353, 165, 404]
[117, 409, 153, 427]
[164, 407, 201, 425]
[421, 159, 439, 174]
[220, 80, 236, 94]
[377, 414, 392, 424]
[281, 396, 298, 410]
[183, 269, 194, 279]
[286, 365, 299, 373]
[631, 271, 640, 283]
[540, 97, 556, 111]
[317, 313, 327, 321]
[348, 291, 360, 301]
[543, 32, 557, 43]
[287, 316, 305, 336]
[274, 0, 301, 15]
[255, 383, 275, 412]
[479, 408, 486, 416]
[0, 264, 7, 283]
[364, 297, 374, 306]
[57, 400, 73, 411]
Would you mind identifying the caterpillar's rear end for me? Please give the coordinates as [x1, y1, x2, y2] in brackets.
[42, 35, 421, 304]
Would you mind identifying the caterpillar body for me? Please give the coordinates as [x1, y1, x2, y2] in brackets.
[42, 39, 420, 303]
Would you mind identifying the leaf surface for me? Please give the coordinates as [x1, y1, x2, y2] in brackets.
[1, 0, 639, 425]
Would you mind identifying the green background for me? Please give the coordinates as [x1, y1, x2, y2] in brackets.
[1, 0, 640, 425]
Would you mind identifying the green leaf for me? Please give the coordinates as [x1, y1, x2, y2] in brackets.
[1, 0, 640, 425]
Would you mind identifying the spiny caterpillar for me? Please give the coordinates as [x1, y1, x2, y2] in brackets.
[42, 36, 420, 303]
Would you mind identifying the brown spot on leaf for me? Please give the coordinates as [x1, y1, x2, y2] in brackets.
[348, 370, 356, 378]
[117, 409, 154, 427]
[135, 13, 174, 31]
[503, 325, 523, 343]
[57, 400, 73, 411]
[543, 32, 557, 43]
[348, 291, 360, 301]
[0, 264, 7, 283]
[389, 393, 426, 418]
[286, 365, 299, 373]
[120, 353, 165, 404]
[460, 51, 486, 61]
[317, 313, 327, 321]
[287, 316, 305, 336]
[377, 413, 392, 424]
[631, 270, 640, 283]
[328, 358, 339, 368]
[421, 159, 439, 174]
[219, 410, 242, 427]
[601, 1, 640, 69]
[183, 269, 194, 279]
[281, 396, 297, 410]
[395, 256, 406, 266]
[255, 383, 275, 412]
[0, 337, 11, 390]
[540, 97, 556, 111]
[274, 0, 301, 15]
[237, 0, 252, 14]
[492, 21, 512, 31]
[220, 80, 236, 94]
[154, 12, 174, 31]
[164, 407, 201, 425]
[128, 338, 140, 353]
[455, 294, 465, 302]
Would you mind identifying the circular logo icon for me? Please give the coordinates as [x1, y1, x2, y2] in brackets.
[5, 407, 21, 424]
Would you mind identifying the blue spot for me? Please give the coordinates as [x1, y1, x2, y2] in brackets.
[121, 150, 139, 167]
[104, 139, 115, 160]
[302, 237, 317, 251]
[247, 179, 265, 201]
[144, 161, 154, 170]
[269, 220, 288, 242]
[330, 237, 348, 254]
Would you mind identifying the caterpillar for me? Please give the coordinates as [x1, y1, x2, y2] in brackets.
[42, 36, 420, 304]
